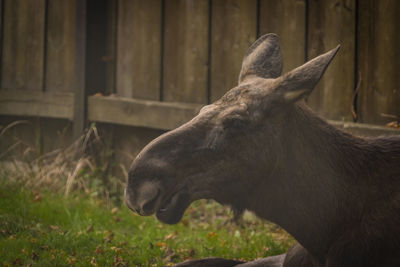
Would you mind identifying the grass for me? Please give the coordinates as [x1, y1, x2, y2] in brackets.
[0, 123, 294, 266]
[0, 182, 293, 266]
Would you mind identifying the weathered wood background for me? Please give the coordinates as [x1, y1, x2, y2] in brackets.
[1, 0, 400, 167]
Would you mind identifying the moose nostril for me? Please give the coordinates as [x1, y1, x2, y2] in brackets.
[141, 190, 161, 214]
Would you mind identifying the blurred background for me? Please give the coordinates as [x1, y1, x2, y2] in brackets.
[1, 0, 400, 177]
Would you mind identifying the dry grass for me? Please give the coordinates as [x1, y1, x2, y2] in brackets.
[0, 122, 126, 201]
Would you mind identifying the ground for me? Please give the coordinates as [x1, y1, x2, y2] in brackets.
[0, 183, 293, 266]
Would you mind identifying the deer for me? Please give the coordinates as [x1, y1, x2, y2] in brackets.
[125, 33, 400, 266]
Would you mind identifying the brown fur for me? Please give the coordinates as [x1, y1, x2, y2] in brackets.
[125, 34, 400, 266]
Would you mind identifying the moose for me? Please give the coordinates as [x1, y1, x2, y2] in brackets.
[125, 34, 400, 266]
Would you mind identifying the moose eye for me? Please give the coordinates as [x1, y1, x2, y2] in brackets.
[223, 115, 247, 129]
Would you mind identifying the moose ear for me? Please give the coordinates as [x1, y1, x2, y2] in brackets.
[238, 33, 283, 84]
[277, 45, 340, 102]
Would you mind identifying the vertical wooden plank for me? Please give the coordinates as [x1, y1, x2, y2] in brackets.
[105, 0, 117, 95]
[210, 0, 257, 102]
[307, 0, 356, 121]
[1, 0, 45, 91]
[44, 0, 79, 152]
[357, 0, 400, 124]
[45, 0, 77, 92]
[163, 0, 209, 104]
[0, 0, 3, 88]
[259, 0, 306, 74]
[116, 0, 161, 100]
[86, 0, 110, 97]
[0, 0, 3, 87]
[73, 0, 87, 139]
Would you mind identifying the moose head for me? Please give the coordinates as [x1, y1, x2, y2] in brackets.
[125, 33, 339, 226]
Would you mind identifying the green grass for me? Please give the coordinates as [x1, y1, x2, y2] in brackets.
[0, 123, 292, 266]
[0, 183, 293, 267]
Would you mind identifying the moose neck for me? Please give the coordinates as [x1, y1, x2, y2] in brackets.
[253, 102, 368, 259]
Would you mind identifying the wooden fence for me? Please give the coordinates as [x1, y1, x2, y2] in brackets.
[1, 0, 400, 164]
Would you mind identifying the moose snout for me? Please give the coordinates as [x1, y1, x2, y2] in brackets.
[124, 188, 139, 213]
[125, 181, 161, 216]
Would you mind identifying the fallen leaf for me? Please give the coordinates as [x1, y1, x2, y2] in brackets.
[50, 225, 60, 231]
[67, 257, 76, 265]
[86, 224, 94, 233]
[113, 255, 127, 267]
[234, 230, 241, 238]
[104, 231, 114, 243]
[95, 245, 104, 254]
[206, 232, 217, 239]
[32, 251, 40, 260]
[163, 248, 178, 262]
[138, 222, 146, 230]
[114, 216, 121, 222]
[34, 194, 42, 202]
[119, 241, 127, 247]
[111, 207, 119, 214]
[155, 242, 166, 248]
[165, 233, 176, 241]
[77, 231, 85, 236]
[111, 246, 122, 253]
[263, 246, 270, 252]
[181, 219, 189, 226]
[91, 257, 98, 266]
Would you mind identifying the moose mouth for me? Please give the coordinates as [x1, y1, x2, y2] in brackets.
[156, 190, 191, 224]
